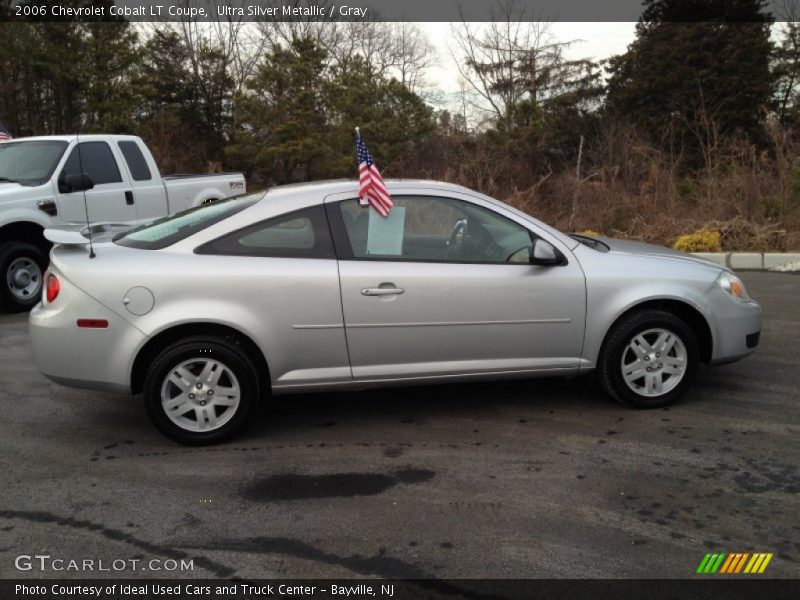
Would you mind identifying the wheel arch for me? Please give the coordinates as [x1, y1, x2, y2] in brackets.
[598, 299, 713, 365]
[0, 221, 51, 253]
[130, 322, 270, 397]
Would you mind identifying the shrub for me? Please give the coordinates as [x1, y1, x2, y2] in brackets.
[673, 228, 722, 252]
[575, 229, 602, 237]
[675, 176, 697, 199]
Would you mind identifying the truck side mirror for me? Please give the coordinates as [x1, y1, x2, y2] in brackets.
[61, 173, 95, 193]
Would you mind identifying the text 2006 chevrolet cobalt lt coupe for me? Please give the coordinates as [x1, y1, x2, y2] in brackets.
[30, 181, 761, 444]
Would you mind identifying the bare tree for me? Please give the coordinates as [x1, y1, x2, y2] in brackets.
[209, 21, 267, 95]
[260, 18, 435, 93]
[449, 0, 578, 123]
[390, 23, 436, 92]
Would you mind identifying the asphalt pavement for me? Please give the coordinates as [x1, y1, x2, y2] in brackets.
[0, 272, 798, 580]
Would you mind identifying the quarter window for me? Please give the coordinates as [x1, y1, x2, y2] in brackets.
[60, 142, 122, 186]
[115, 196, 259, 250]
[118, 141, 152, 181]
[197, 206, 335, 259]
[339, 196, 534, 264]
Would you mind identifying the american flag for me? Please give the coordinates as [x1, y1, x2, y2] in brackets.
[356, 128, 392, 217]
[0, 123, 11, 141]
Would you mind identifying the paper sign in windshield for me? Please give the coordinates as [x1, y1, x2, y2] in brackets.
[367, 207, 406, 255]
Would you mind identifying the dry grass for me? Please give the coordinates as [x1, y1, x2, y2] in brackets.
[492, 127, 800, 251]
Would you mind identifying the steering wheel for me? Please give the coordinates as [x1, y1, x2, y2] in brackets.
[446, 218, 468, 259]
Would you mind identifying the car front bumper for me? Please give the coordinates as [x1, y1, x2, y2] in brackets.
[708, 297, 762, 366]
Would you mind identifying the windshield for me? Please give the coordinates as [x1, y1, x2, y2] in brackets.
[114, 194, 261, 250]
[0, 141, 68, 186]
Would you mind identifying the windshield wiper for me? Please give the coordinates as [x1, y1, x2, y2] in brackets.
[0, 177, 18, 184]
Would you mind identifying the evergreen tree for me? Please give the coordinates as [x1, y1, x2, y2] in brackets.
[229, 37, 435, 185]
[229, 38, 332, 184]
[605, 0, 773, 146]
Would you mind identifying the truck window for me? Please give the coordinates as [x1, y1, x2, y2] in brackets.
[60, 142, 122, 186]
[118, 141, 152, 181]
[0, 141, 68, 186]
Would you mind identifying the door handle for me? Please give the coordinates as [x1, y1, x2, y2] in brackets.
[361, 287, 405, 297]
[125, 191, 134, 205]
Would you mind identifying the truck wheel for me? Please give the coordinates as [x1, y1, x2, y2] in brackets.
[0, 242, 48, 312]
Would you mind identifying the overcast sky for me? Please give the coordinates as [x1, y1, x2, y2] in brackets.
[421, 22, 637, 98]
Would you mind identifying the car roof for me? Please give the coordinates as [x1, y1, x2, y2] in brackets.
[5, 134, 141, 143]
[263, 179, 477, 201]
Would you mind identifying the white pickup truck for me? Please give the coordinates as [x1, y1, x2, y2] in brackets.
[0, 134, 246, 311]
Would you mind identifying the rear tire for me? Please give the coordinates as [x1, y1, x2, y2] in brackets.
[598, 309, 700, 408]
[0, 242, 48, 313]
[143, 336, 259, 445]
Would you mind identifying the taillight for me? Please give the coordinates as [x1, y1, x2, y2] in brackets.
[45, 273, 60, 304]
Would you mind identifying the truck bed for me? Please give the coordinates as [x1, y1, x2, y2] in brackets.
[162, 173, 243, 180]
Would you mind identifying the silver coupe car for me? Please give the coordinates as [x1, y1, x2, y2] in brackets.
[30, 180, 761, 444]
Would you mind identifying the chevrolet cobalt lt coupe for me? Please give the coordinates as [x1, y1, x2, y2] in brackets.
[30, 181, 761, 444]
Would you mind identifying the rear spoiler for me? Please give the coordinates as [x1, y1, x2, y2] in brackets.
[44, 222, 134, 246]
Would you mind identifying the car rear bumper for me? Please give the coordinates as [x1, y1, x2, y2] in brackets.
[29, 277, 144, 393]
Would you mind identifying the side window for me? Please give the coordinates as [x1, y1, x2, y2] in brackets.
[118, 141, 152, 181]
[197, 206, 335, 259]
[60, 142, 122, 186]
[339, 196, 534, 264]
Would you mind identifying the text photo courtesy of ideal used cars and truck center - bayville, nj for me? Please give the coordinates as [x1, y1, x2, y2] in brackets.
[0, 1, 799, 599]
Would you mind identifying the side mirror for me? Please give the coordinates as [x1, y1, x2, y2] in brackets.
[61, 173, 94, 193]
[530, 238, 564, 266]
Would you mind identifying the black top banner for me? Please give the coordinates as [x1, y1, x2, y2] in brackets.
[0, 0, 794, 23]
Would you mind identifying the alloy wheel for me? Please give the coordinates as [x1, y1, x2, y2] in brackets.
[160, 358, 241, 432]
[620, 327, 687, 397]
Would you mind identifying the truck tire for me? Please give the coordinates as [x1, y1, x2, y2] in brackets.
[0, 242, 48, 312]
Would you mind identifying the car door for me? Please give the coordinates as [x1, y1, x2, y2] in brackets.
[55, 141, 137, 224]
[326, 191, 587, 381]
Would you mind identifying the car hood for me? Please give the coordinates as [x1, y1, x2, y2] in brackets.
[596, 236, 723, 269]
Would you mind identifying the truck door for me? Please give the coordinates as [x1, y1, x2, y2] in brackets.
[54, 141, 137, 224]
[116, 140, 168, 221]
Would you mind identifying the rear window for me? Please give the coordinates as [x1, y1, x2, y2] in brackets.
[115, 195, 260, 250]
[118, 141, 152, 181]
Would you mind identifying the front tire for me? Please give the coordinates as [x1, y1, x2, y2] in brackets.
[0, 242, 48, 313]
[598, 310, 700, 408]
[143, 337, 259, 445]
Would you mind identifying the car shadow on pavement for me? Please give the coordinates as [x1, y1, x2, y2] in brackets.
[241, 375, 608, 440]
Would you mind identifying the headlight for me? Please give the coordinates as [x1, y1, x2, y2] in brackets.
[717, 271, 749, 302]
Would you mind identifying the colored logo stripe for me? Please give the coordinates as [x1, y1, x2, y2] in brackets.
[720, 553, 749, 573]
[697, 553, 726, 573]
[697, 552, 773, 574]
[744, 553, 773, 574]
